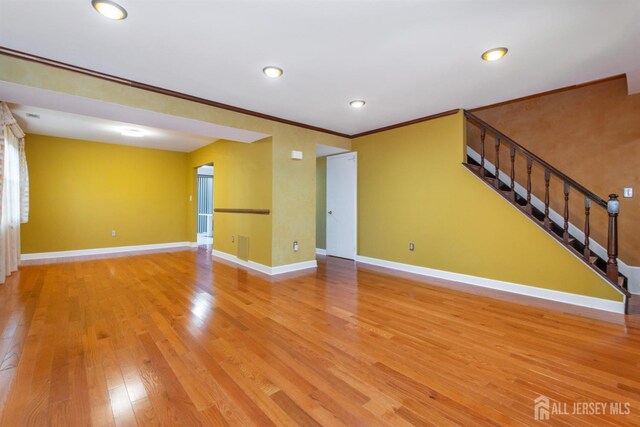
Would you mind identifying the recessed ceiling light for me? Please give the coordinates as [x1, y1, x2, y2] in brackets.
[92, 0, 128, 20]
[349, 100, 366, 108]
[481, 47, 508, 62]
[263, 66, 283, 78]
[121, 129, 144, 137]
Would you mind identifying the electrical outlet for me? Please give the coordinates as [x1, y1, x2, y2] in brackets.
[111, 230, 116, 237]
[231, 235, 235, 243]
[623, 188, 633, 198]
[293, 241, 299, 252]
[409, 242, 415, 251]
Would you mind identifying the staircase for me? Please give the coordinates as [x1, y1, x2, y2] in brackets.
[462, 110, 634, 314]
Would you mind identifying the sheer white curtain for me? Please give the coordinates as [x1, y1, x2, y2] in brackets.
[1, 102, 28, 284]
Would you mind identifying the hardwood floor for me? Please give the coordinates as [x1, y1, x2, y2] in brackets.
[1, 248, 639, 426]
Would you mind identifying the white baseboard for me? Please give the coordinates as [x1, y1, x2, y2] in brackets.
[315, 248, 327, 255]
[211, 249, 317, 276]
[21, 241, 194, 261]
[211, 249, 272, 274]
[356, 255, 626, 314]
[272, 260, 318, 275]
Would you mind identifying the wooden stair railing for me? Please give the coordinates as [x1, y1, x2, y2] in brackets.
[463, 110, 630, 302]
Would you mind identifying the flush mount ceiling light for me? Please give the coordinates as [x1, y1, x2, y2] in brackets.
[262, 66, 283, 78]
[92, 0, 128, 20]
[121, 129, 144, 137]
[349, 100, 366, 108]
[481, 47, 508, 61]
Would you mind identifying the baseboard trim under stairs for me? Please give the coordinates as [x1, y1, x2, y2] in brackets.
[356, 255, 626, 314]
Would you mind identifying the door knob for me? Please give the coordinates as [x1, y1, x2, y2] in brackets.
[328, 210, 333, 214]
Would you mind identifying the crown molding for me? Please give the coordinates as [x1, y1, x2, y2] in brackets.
[0, 47, 626, 140]
[0, 46, 351, 138]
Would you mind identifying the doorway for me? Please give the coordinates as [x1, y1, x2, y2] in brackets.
[196, 164, 213, 246]
[326, 152, 357, 259]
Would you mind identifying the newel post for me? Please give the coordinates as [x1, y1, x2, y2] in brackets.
[606, 194, 620, 282]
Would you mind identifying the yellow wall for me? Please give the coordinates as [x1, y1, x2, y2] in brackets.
[187, 138, 273, 266]
[0, 54, 351, 267]
[270, 130, 350, 266]
[316, 157, 327, 250]
[352, 111, 622, 301]
[22, 134, 189, 253]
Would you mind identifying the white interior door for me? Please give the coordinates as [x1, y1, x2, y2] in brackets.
[326, 152, 357, 259]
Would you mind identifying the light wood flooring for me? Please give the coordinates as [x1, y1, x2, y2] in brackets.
[0, 248, 639, 426]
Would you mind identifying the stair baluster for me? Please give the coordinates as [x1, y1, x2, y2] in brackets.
[480, 127, 486, 177]
[607, 194, 619, 282]
[544, 170, 550, 229]
[584, 197, 591, 260]
[494, 136, 500, 189]
[526, 158, 532, 214]
[563, 182, 570, 242]
[509, 145, 516, 199]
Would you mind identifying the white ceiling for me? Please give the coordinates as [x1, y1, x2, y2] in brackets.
[316, 143, 350, 158]
[1, 1, 639, 136]
[8, 104, 217, 152]
[0, 81, 270, 151]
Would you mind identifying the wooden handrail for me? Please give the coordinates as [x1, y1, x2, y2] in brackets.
[464, 110, 607, 208]
[214, 208, 270, 215]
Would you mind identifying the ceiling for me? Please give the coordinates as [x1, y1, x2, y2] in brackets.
[1, 1, 639, 136]
[316, 143, 349, 158]
[8, 104, 219, 152]
[0, 80, 270, 151]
